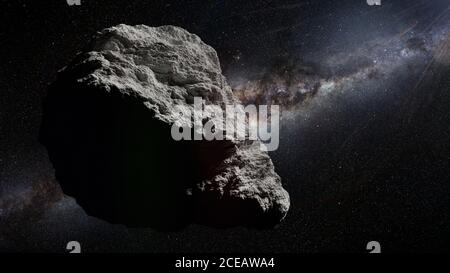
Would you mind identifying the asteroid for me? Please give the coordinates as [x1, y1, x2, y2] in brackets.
[39, 24, 290, 230]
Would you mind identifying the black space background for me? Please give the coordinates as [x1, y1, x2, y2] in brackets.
[1, 0, 449, 252]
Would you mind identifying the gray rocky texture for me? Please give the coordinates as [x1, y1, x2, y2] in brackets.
[40, 24, 290, 229]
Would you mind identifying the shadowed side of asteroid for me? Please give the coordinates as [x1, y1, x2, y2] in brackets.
[194, 192, 287, 229]
[39, 78, 235, 230]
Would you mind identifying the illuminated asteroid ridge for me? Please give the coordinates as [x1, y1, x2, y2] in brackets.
[39, 24, 290, 230]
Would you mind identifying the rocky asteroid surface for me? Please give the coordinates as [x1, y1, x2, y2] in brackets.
[40, 24, 290, 229]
